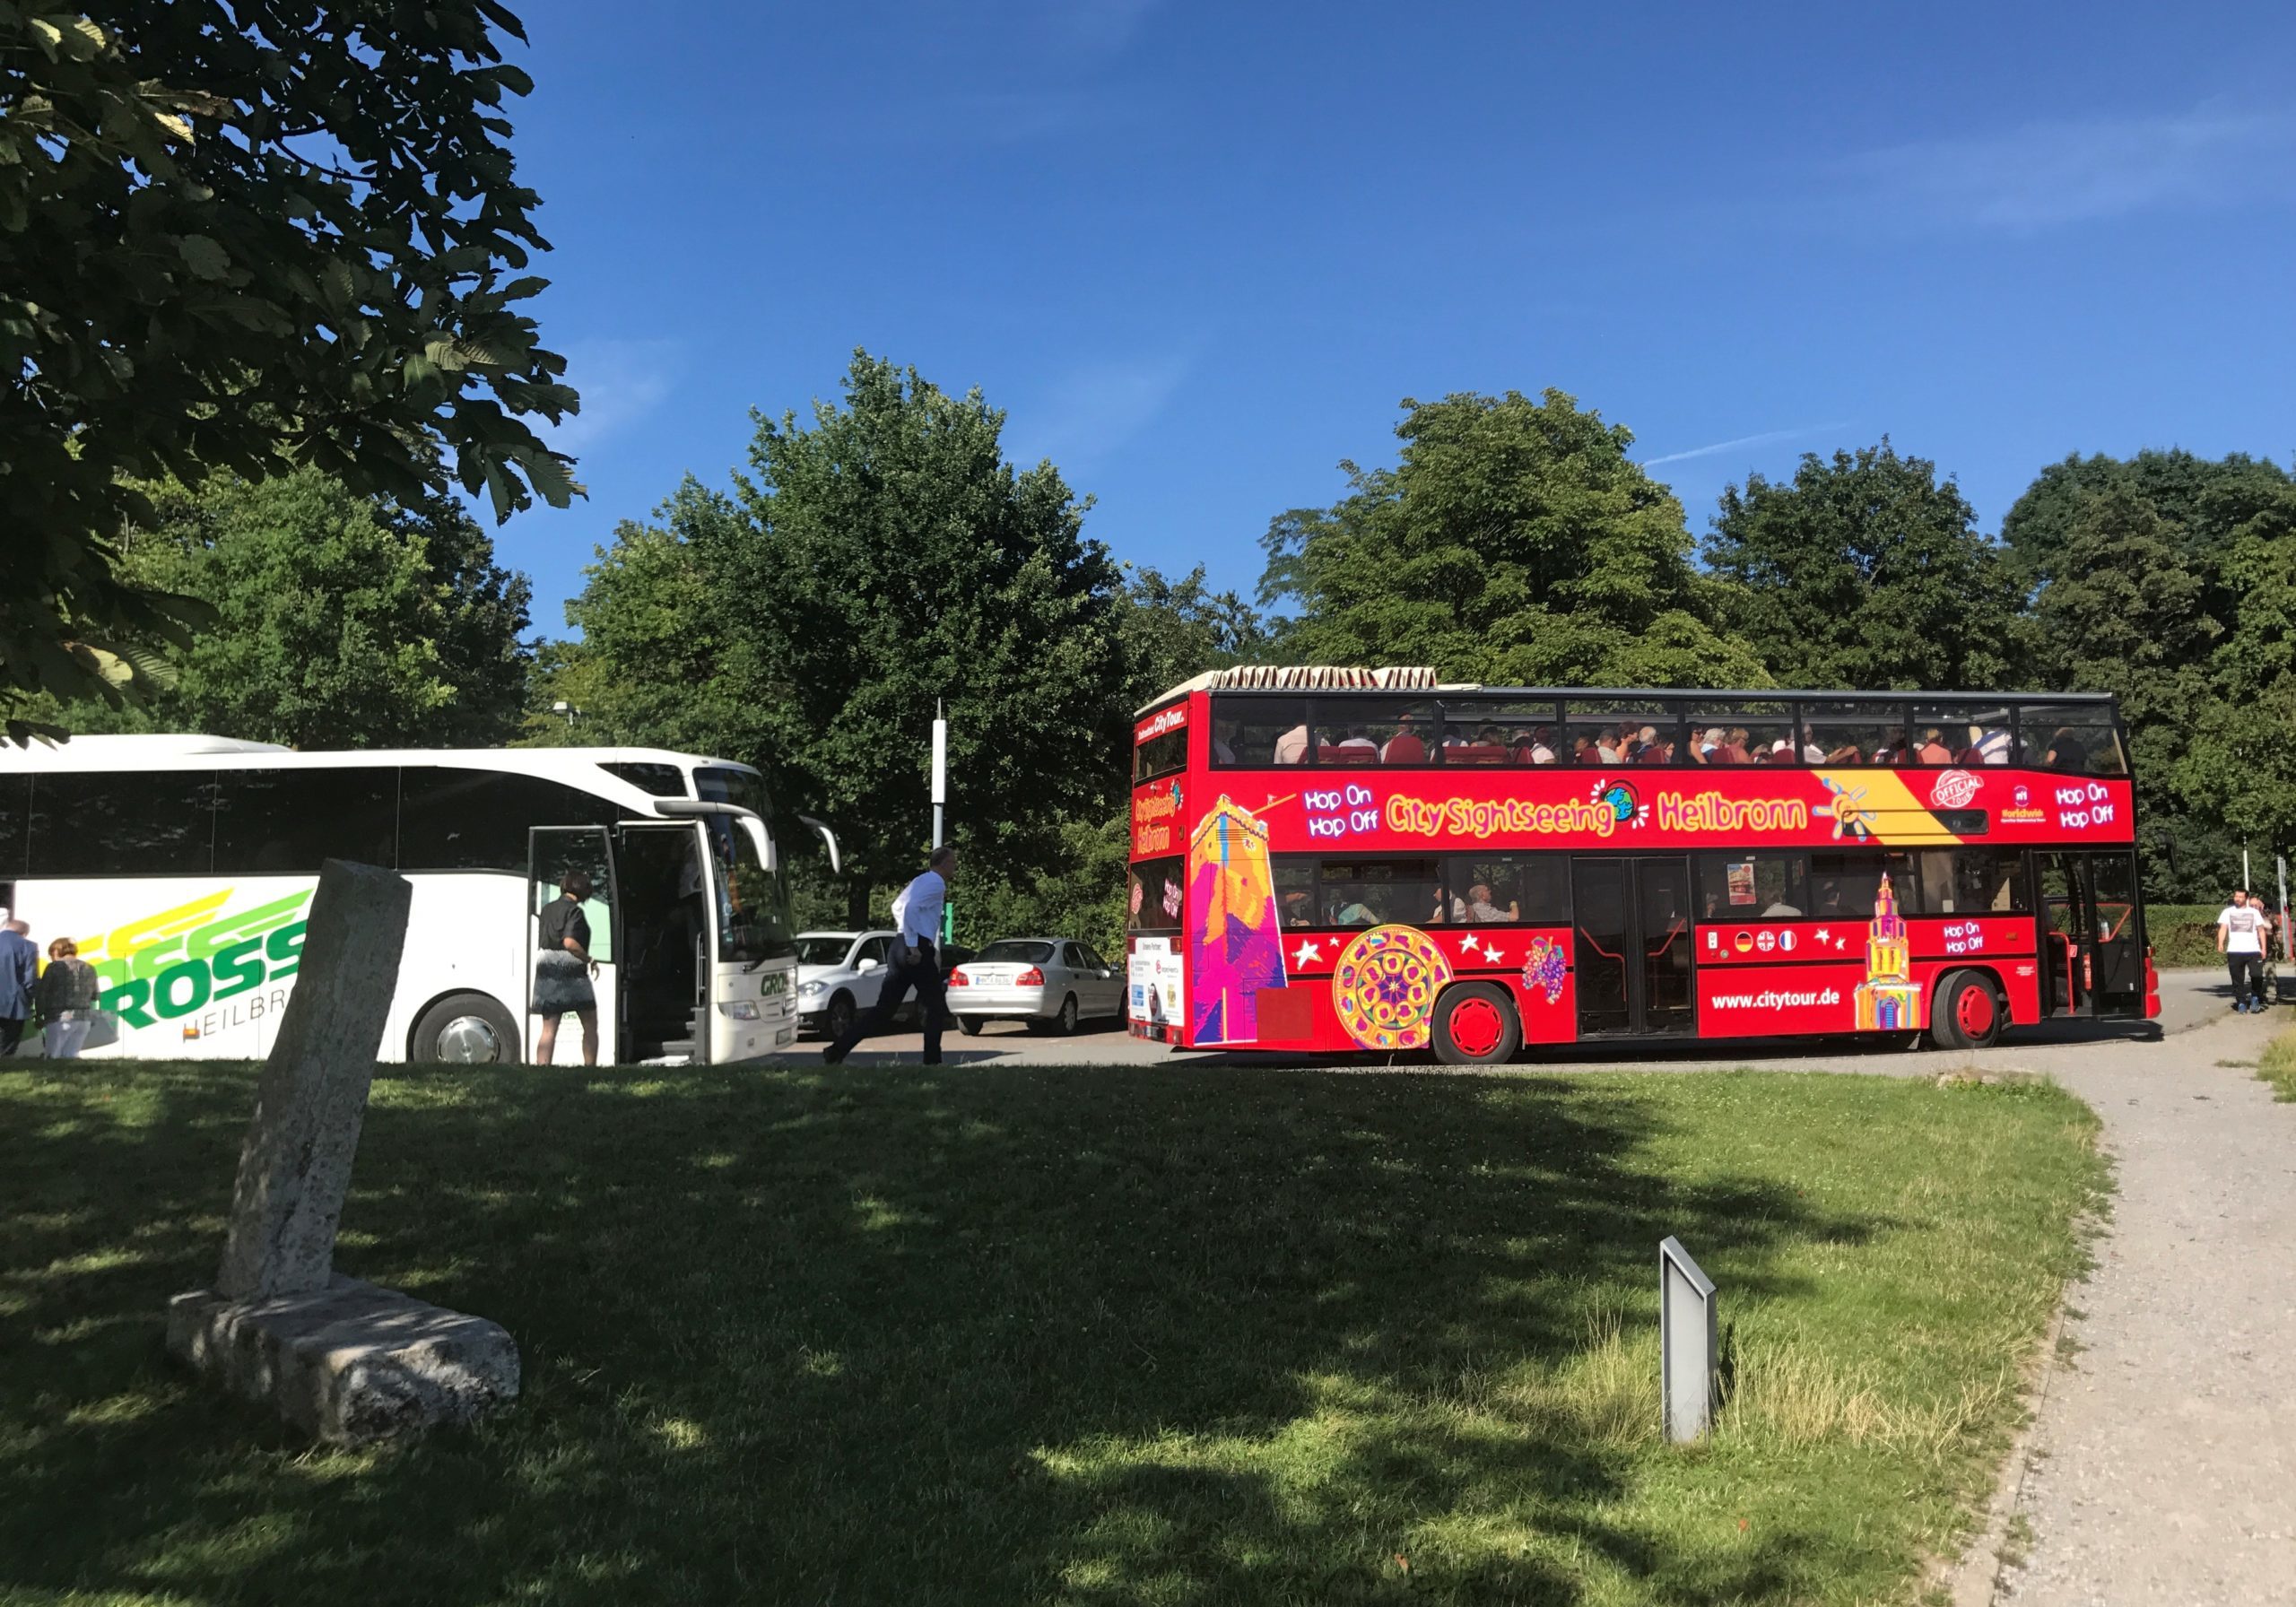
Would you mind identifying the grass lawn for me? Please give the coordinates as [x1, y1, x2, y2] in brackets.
[2257, 1029, 2296, 1101]
[1, 1060, 2103, 1606]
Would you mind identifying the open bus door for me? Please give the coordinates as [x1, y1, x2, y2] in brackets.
[2038, 850, 2144, 1019]
[527, 826, 620, 1064]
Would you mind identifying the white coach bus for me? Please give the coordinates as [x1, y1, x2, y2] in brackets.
[0, 735, 831, 1065]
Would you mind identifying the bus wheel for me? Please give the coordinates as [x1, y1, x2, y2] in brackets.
[1932, 971, 2003, 1052]
[1434, 983, 1521, 1066]
[412, 993, 520, 1065]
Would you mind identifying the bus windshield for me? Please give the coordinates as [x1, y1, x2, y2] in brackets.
[696, 766, 796, 963]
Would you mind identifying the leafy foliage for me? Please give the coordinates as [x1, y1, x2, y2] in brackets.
[39, 467, 533, 749]
[2180, 482, 2296, 865]
[1703, 441, 2022, 692]
[0, 1, 575, 730]
[1259, 389, 1768, 688]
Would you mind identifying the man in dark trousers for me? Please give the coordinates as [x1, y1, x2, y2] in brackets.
[823, 845, 957, 1066]
[0, 918, 35, 1055]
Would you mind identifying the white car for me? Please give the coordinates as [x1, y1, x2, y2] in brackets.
[795, 930, 902, 1039]
[948, 938, 1126, 1036]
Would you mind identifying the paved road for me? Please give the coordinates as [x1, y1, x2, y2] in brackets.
[780, 971, 2296, 1603]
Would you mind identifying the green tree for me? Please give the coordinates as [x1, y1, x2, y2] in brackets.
[1118, 561, 1273, 708]
[48, 467, 533, 748]
[2005, 449, 2293, 898]
[549, 353, 1126, 927]
[1702, 442, 2022, 691]
[2001, 449, 2292, 588]
[1259, 389, 1768, 689]
[2182, 484, 2296, 869]
[2, 2, 576, 731]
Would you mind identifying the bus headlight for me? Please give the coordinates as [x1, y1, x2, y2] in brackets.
[717, 1000, 762, 1021]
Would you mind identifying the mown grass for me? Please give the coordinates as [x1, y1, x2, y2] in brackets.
[0, 1060, 2105, 1606]
[2257, 1028, 2296, 1101]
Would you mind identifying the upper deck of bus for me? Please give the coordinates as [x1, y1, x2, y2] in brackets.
[1127, 670, 2134, 857]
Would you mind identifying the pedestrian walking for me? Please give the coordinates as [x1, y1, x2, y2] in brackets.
[533, 869, 601, 1066]
[0, 918, 37, 1055]
[823, 845, 957, 1067]
[34, 937, 102, 1059]
[2215, 889, 2268, 1013]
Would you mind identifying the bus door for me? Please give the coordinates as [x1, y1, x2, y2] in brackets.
[1572, 856, 1695, 1037]
[527, 827, 620, 1064]
[613, 821, 712, 1064]
[2038, 851, 2144, 1018]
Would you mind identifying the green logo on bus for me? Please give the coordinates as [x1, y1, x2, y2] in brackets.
[78, 887, 315, 1029]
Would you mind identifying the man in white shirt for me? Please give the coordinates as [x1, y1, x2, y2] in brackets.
[825, 845, 958, 1064]
[2217, 888, 2268, 1014]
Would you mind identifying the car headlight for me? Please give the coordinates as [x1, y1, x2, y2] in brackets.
[798, 980, 824, 997]
[717, 999, 761, 1020]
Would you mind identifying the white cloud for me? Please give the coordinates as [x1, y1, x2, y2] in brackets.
[541, 339, 682, 456]
[1837, 101, 2296, 230]
[1011, 352, 1195, 474]
[1643, 423, 1847, 467]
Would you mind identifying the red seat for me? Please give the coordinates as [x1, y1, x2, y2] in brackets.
[1317, 746, 1379, 765]
[1446, 744, 1509, 765]
[1381, 734, 1426, 763]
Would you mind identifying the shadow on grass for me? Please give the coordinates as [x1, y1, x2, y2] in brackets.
[0, 1061, 1879, 1605]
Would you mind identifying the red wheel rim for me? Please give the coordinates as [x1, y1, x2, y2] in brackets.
[1448, 996, 1505, 1057]
[1955, 985, 1996, 1038]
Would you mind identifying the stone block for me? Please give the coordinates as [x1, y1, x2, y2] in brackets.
[166, 1276, 519, 1446]
[214, 858, 413, 1301]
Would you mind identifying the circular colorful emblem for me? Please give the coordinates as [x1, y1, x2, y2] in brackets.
[1331, 925, 1454, 1051]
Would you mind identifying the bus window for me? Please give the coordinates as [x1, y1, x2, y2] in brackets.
[401, 769, 619, 872]
[1273, 858, 1315, 926]
[1135, 724, 1187, 782]
[1808, 851, 1917, 919]
[1449, 855, 1569, 923]
[1314, 698, 1435, 765]
[214, 768, 397, 873]
[1915, 704, 2009, 768]
[1318, 859, 1440, 926]
[1697, 852, 1808, 919]
[0, 774, 25, 878]
[1802, 701, 1909, 767]
[1561, 699, 1683, 766]
[1918, 847, 2031, 915]
[28, 770, 215, 877]
[1213, 698, 1309, 767]
[1129, 856, 1185, 932]
[2013, 706, 2126, 776]
[1683, 703, 1795, 766]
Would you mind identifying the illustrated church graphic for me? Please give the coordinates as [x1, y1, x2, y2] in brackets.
[1854, 872, 1922, 1030]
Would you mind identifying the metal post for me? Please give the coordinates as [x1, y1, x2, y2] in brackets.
[2279, 855, 2290, 965]
[1659, 1237, 1718, 1443]
[931, 708, 950, 942]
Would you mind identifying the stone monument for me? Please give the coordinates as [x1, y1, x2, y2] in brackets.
[165, 859, 519, 1445]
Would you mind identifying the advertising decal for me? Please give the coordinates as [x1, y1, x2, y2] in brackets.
[1185, 796, 1287, 1043]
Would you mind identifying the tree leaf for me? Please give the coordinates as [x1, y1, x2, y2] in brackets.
[176, 234, 231, 279]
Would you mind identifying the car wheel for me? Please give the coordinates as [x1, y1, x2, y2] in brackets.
[411, 992, 520, 1065]
[1930, 970, 2002, 1051]
[1056, 994, 1079, 1035]
[825, 991, 856, 1043]
[1432, 983, 1521, 1066]
[958, 1017, 984, 1036]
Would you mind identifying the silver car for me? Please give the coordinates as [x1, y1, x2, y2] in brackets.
[949, 938, 1125, 1035]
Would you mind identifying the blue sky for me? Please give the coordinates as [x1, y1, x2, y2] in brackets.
[492, 0, 2296, 633]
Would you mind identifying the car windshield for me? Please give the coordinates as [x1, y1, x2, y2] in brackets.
[794, 936, 853, 966]
[977, 940, 1054, 964]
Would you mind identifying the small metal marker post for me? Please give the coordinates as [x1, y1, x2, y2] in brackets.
[1659, 1236, 1718, 1444]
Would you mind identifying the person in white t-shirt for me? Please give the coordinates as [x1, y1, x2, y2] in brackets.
[2217, 889, 2268, 1013]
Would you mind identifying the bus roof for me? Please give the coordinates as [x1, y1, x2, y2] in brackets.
[1141, 666, 2118, 715]
[0, 734, 760, 775]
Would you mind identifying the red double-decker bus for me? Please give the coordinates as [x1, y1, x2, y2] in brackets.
[1125, 667, 2159, 1063]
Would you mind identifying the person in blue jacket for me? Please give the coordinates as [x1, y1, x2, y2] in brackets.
[0, 918, 36, 1056]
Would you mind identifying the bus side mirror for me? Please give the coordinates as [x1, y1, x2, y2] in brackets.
[799, 814, 841, 874]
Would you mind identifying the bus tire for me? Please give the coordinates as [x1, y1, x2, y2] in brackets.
[1433, 983, 1521, 1066]
[411, 992, 521, 1066]
[1931, 970, 2003, 1052]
